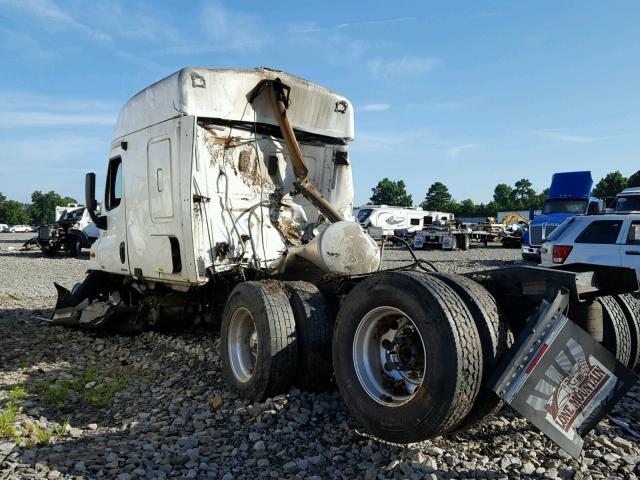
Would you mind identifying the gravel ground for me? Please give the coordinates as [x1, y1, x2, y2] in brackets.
[1, 232, 639, 479]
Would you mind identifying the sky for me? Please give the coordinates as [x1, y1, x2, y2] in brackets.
[0, 1, 638, 206]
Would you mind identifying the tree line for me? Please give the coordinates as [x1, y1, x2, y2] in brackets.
[369, 169, 640, 217]
[0, 191, 77, 226]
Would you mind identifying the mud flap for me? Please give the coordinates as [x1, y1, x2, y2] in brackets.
[490, 291, 638, 458]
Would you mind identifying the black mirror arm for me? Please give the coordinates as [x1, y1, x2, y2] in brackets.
[85, 173, 107, 230]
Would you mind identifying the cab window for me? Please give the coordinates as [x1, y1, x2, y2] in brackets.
[105, 157, 123, 211]
[627, 221, 640, 246]
[575, 220, 622, 244]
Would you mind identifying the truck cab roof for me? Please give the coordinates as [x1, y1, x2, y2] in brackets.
[113, 67, 354, 142]
[617, 187, 640, 197]
[548, 171, 593, 199]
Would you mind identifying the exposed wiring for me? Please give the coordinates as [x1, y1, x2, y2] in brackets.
[215, 169, 247, 262]
[387, 236, 439, 272]
[192, 176, 215, 265]
[252, 107, 269, 270]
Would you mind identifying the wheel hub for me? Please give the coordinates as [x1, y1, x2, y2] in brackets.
[353, 306, 426, 407]
[227, 307, 258, 384]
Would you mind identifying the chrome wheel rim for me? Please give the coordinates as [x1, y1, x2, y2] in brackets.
[353, 306, 426, 407]
[227, 307, 258, 383]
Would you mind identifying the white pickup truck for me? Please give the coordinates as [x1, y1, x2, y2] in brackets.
[541, 213, 640, 282]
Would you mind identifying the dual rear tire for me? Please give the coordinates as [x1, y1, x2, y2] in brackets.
[220, 272, 510, 442]
[220, 280, 334, 402]
[332, 271, 506, 442]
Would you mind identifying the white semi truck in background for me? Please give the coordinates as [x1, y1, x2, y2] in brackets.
[52, 67, 640, 455]
[35, 204, 99, 256]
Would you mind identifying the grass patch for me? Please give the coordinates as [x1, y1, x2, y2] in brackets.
[0, 402, 18, 437]
[31, 365, 138, 410]
[52, 417, 70, 437]
[34, 425, 51, 445]
[33, 381, 70, 410]
[7, 386, 27, 402]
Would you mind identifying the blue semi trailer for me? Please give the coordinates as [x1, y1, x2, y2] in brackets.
[521, 171, 601, 261]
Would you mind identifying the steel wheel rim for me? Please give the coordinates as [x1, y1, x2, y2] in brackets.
[353, 306, 426, 407]
[228, 307, 258, 383]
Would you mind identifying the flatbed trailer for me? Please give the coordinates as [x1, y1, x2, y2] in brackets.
[414, 226, 499, 250]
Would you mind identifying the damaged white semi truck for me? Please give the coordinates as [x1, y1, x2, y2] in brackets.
[53, 68, 640, 457]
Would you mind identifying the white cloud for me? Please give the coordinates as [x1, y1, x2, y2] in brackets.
[89, 3, 183, 43]
[356, 128, 439, 151]
[286, 29, 371, 64]
[0, 134, 106, 165]
[368, 56, 440, 79]
[0, 90, 119, 113]
[0, 27, 58, 63]
[0, 112, 116, 128]
[360, 103, 390, 112]
[447, 143, 479, 157]
[531, 129, 611, 143]
[200, 2, 266, 53]
[0, 90, 118, 127]
[0, 0, 111, 41]
[290, 17, 415, 34]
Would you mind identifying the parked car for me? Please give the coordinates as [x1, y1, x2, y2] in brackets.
[0, 224, 9, 232]
[540, 214, 640, 282]
[9, 225, 31, 233]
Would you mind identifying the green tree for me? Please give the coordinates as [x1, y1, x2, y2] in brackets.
[533, 188, 550, 210]
[511, 178, 536, 210]
[493, 184, 513, 211]
[0, 200, 29, 224]
[628, 170, 640, 188]
[369, 178, 413, 207]
[28, 191, 77, 225]
[420, 182, 453, 211]
[457, 198, 476, 217]
[592, 171, 628, 198]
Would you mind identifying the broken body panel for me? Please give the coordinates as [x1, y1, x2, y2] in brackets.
[89, 68, 376, 288]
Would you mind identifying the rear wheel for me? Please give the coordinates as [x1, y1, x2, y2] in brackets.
[459, 235, 470, 251]
[221, 281, 297, 401]
[68, 236, 82, 257]
[599, 296, 631, 366]
[613, 294, 640, 370]
[332, 271, 482, 442]
[285, 281, 334, 392]
[424, 272, 511, 430]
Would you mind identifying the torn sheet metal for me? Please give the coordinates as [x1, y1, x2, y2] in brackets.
[491, 292, 638, 458]
[49, 286, 121, 329]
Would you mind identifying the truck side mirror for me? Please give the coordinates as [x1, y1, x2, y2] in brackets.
[529, 207, 535, 221]
[85, 173, 107, 230]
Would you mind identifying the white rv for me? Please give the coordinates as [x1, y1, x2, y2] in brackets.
[354, 205, 453, 237]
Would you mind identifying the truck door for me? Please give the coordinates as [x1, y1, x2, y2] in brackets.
[98, 147, 130, 274]
[621, 219, 640, 283]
